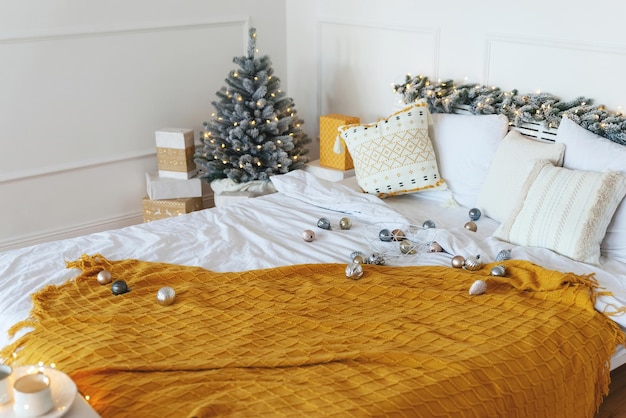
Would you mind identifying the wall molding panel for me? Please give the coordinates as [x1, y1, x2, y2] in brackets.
[317, 20, 440, 122]
[484, 35, 626, 109]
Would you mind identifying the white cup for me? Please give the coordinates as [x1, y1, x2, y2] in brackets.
[13, 373, 54, 417]
[0, 364, 12, 404]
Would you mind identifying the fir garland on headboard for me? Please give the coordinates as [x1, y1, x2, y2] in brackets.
[392, 74, 626, 145]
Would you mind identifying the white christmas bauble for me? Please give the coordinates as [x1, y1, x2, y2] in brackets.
[97, 270, 112, 285]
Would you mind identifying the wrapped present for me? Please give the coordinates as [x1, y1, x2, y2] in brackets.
[142, 196, 203, 222]
[319, 114, 359, 170]
[156, 128, 197, 179]
[145, 171, 205, 200]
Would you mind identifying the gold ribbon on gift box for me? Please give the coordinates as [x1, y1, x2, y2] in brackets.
[157, 147, 196, 172]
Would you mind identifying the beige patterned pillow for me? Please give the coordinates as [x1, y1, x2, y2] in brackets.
[339, 100, 446, 198]
[494, 159, 626, 265]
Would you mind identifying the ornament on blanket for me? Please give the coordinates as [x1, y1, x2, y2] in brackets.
[463, 255, 482, 271]
[490, 265, 506, 277]
[429, 241, 443, 252]
[495, 249, 512, 262]
[97, 270, 113, 285]
[156, 286, 176, 306]
[350, 251, 367, 264]
[339, 217, 352, 230]
[345, 262, 364, 280]
[378, 228, 392, 242]
[399, 240, 416, 254]
[368, 253, 386, 265]
[317, 218, 331, 230]
[469, 279, 488, 295]
[464, 221, 478, 232]
[302, 229, 315, 242]
[422, 220, 436, 229]
[451, 254, 482, 271]
[111, 280, 130, 295]
[468, 208, 481, 221]
[451, 255, 465, 268]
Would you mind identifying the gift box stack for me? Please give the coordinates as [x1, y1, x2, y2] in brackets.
[142, 128, 214, 222]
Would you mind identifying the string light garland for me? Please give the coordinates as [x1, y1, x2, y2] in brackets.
[393, 74, 626, 145]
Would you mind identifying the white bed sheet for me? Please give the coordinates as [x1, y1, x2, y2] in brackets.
[1, 170, 625, 368]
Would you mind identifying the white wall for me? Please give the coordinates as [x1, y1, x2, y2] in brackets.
[3, 0, 626, 251]
[0, 0, 286, 251]
[286, 0, 626, 153]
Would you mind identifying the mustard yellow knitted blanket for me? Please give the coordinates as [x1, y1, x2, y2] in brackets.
[2, 255, 623, 417]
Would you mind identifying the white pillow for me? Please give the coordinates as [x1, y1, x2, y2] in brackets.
[429, 113, 509, 208]
[477, 130, 565, 222]
[494, 159, 626, 265]
[339, 100, 446, 198]
[556, 116, 626, 262]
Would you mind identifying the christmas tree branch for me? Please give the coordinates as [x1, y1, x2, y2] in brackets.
[393, 75, 626, 145]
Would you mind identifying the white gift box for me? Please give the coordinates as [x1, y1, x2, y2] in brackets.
[155, 128, 197, 179]
[146, 171, 206, 200]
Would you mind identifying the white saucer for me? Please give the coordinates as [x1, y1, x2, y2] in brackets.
[0, 366, 77, 418]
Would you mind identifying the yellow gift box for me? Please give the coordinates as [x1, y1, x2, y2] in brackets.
[142, 196, 203, 222]
[319, 114, 359, 170]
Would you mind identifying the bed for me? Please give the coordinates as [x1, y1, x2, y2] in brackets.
[1, 82, 626, 417]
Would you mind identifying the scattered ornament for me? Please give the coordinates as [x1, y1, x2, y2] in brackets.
[391, 229, 406, 241]
[490, 265, 506, 277]
[429, 241, 443, 253]
[399, 239, 416, 254]
[156, 286, 176, 306]
[495, 249, 512, 262]
[352, 254, 366, 264]
[97, 270, 113, 285]
[345, 262, 364, 280]
[111, 280, 130, 295]
[451, 255, 466, 268]
[468, 208, 482, 221]
[302, 229, 315, 242]
[317, 218, 331, 230]
[469, 279, 488, 295]
[464, 221, 478, 232]
[368, 253, 386, 265]
[463, 255, 482, 271]
[422, 220, 436, 229]
[378, 229, 393, 242]
[339, 217, 352, 230]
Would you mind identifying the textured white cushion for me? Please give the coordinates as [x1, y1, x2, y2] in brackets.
[429, 113, 509, 208]
[494, 159, 626, 265]
[339, 100, 446, 198]
[556, 116, 626, 262]
[477, 130, 565, 222]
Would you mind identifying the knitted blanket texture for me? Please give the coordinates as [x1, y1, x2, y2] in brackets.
[1, 255, 623, 417]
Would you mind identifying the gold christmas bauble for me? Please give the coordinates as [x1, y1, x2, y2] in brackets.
[464, 221, 477, 232]
[451, 255, 465, 268]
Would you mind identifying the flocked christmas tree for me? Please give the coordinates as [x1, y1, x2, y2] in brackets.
[195, 27, 311, 183]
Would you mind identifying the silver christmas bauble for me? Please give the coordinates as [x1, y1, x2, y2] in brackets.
[368, 253, 385, 265]
[156, 286, 176, 306]
[111, 280, 130, 295]
[339, 217, 352, 230]
[469, 279, 487, 295]
[423, 220, 436, 229]
[345, 262, 364, 280]
[468, 208, 482, 221]
[490, 265, 506, 277]
[97, 270, 112, 285]
[317, 218, 331, 230]
[463, 255, 482, 271]
[302, 229, 315, 242]
[378, 229, 392, 242]
[495, 249, 512, 262]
